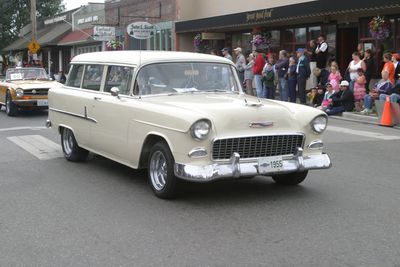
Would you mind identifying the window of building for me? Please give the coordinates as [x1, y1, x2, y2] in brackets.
[308, 26, 321, 40]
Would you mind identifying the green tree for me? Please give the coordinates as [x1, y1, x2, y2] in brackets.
[0, 0, 65, 51]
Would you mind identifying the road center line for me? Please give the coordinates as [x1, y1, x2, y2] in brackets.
[0, 126, 47, 132]
[7, 135, 63, 160]
[327, 126, 400, 140]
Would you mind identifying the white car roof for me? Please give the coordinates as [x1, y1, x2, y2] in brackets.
[71, 51, 234, 66]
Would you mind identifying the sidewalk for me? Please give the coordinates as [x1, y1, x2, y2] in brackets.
[329, 112, 400, 130]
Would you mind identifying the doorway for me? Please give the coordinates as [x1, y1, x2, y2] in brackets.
[337, 26, 358, 76]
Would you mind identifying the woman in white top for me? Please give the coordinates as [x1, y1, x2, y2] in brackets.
[347, 52, 366, 90]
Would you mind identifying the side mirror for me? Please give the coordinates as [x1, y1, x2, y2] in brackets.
[110, 87, 120, 98]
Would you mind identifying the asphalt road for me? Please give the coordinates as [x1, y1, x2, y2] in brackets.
[1, 108, 400, 267]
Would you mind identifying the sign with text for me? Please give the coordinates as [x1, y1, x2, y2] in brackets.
[127, 21, 154, 40]
[93, 26, 116, 41]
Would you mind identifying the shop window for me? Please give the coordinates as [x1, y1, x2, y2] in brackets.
[325, 24, 337, 54]
[295, 28, 307, 43]
[269, 30, 280, 48]
[308, 26, 321, 40]
[282, 29, 294, 43]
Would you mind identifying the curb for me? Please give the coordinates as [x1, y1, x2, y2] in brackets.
[330, 112, 400, 130]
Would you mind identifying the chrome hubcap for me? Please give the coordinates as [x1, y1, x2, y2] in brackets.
[62, 129, 74, 156]
[149, 151, 168, 191]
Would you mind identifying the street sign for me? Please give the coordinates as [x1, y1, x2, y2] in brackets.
[28, 39, 40, 54]
[127, 21, 154, 40]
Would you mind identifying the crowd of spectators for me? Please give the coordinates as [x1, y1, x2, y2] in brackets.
[215, 34, 400, 119]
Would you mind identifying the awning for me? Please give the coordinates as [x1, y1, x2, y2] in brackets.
[2, 22, 71, 52]
[58, 28, 95, 46]
[175, 0, 400, 33]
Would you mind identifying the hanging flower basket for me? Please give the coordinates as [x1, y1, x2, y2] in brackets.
[369, 16, 390, 40]
[193, 33, 209, 53]
[250, 30, 271, 50]
[106, 40, 123, 50]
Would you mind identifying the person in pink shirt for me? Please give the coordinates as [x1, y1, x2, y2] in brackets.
[328, 62, 342, 92]
[353, 68, 366, 112]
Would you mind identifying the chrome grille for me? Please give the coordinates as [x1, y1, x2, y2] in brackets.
[212, 134, 304, 160]
[23, 88, 49, 96]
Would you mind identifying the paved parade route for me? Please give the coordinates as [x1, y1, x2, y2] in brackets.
[1, 111, 400, 267]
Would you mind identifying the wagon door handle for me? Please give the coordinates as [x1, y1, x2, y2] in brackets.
[94, 96, 102, 101]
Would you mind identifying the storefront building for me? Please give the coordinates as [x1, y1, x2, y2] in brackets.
[2, 9, 77, 74]
[58, 3, 106, 60]
[105, 0, 175, 51]
[175, 0, 400, 77]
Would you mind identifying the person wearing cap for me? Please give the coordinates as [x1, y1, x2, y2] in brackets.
[361, 70, 393, 114]
[296, 48, 311, 104]
[221, 48, 233, 61]
[325, 80, 354, 116]
[234, 47, 246, 85]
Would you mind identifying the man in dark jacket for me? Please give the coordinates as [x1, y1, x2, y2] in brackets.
[275, 50, 289, 101]
[326, 80, 354, 115]
[296, 48, 311, 104]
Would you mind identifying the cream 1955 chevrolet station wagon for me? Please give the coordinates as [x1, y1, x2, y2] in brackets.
[47, 51, 331, 199]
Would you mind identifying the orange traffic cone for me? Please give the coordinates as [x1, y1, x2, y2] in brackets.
[380, 96, 393, 127]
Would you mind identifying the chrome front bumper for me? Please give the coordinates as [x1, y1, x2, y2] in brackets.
[174, 148, 331, 182]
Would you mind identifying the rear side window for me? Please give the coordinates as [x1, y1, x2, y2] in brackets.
[66, 64, 84, 88]
[82, 65, 104, 91]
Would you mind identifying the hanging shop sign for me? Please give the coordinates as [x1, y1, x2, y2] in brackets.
[127, 21, 154, 40]
[93, 26, 116, 41]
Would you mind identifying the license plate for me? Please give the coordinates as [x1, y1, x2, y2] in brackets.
[37, 99, 48, 106]
[258, 156, 283, 173]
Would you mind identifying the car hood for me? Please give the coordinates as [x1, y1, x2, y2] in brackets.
[142, 93, 324, 136]
[6, 80, 60, 89]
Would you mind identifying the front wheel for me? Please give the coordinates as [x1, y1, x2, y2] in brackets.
[148, 142, 178, 199]
[5, 91, 18, 116]
[61, 127, 89, 162]
[272, 170, 308, 185]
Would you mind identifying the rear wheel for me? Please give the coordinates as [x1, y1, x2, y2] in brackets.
[61, 127, 89, 162]
[5, 91, 18, 116]
[148, 142, 178, 199]
[272, 170, 308, 185]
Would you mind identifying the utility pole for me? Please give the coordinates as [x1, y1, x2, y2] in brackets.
[30, 0, 37, 41]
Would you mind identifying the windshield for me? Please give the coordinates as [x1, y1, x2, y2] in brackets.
[6, 68, 49, 81]
[136, 62, 240, 95]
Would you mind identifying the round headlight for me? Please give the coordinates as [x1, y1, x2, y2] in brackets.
[312, 115, 328, 133]
[16, 88, 24, 98]
[190, 119, 211, 140]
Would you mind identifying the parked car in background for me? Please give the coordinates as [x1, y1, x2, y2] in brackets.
[0, 67, 60, 116]
[47, 51, 331, 199]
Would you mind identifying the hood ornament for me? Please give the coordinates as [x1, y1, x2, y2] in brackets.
[249, 121, 274, 128]
[244, 98, 263, 107]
